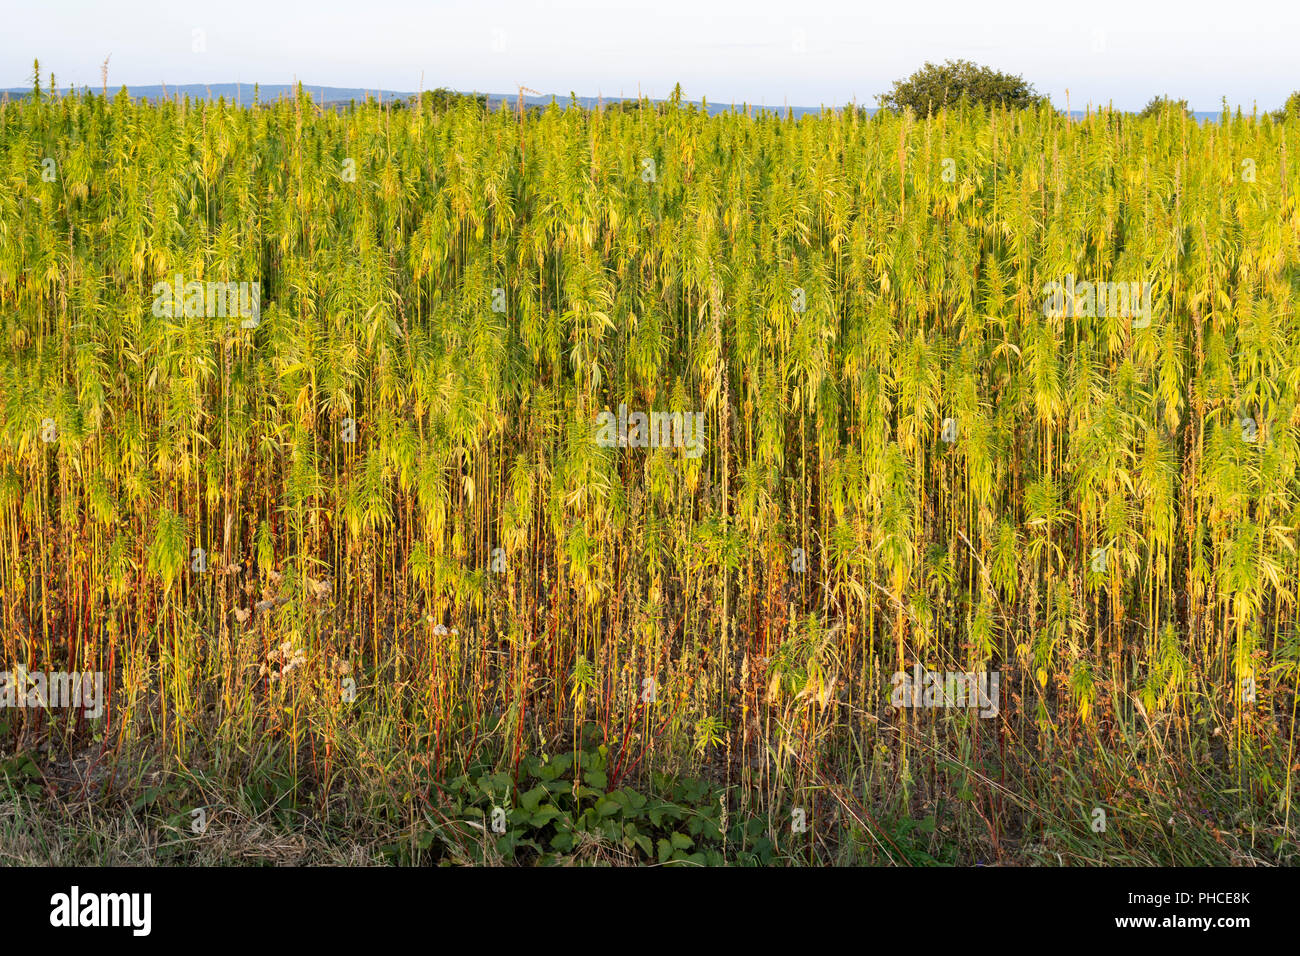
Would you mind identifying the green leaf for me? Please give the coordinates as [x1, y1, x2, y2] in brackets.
[519, 785, 548, 812]
[530, 805, 562, 826]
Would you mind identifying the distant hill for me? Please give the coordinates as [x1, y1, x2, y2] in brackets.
[2, 83, 413, 106]
[0, 83, 1233, 121]
[0, 83, 832, 117]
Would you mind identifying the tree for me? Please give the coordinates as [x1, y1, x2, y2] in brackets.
[417, 88, 486, 113]
[602, 98, 645, 114]
[1137, 96, 1191, 119]
[877, 59, 1045, 114]
[1273, 91, 1300, 121]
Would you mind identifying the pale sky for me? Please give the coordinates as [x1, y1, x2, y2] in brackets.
[3, 0, 1296, 111]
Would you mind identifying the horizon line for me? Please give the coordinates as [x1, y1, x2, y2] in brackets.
[0, 80, 1281, 115]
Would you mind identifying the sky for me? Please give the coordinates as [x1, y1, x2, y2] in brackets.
[3, 0, 1297, 112]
